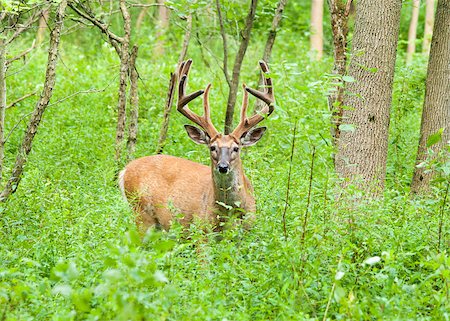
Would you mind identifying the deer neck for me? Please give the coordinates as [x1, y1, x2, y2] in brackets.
[212, 161, 247, 210]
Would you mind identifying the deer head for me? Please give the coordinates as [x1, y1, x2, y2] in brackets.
[177, 59, 275, 175]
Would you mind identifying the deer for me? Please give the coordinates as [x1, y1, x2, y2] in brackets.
[119, 59, 275, 230]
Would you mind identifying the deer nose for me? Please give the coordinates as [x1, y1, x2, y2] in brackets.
[217, 163, 229, 174]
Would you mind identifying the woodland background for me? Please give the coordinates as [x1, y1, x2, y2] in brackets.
[0, 0, 449, 320]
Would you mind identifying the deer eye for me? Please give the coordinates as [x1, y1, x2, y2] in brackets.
[233, 147, 239, 152]
[210, 146, 216, 152]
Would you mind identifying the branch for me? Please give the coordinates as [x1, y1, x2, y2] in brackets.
[126, 2, 166, 7]
[178, 14, 192, 64]
[6, 40, 36, 66]
[48, 88, 108, 107]
[345, 0, 353, 16]
[68, 2, 123, 55]
[282, 119, 298, 240]
[0, 0, 68, 202]
[6, 91, 38, 109]
[5, 8, 45, 45]
[3, 87, 110, 158]
[224, 0, 258, 134]
[216, 0, 231, 87]
[262, 0, 287, 63]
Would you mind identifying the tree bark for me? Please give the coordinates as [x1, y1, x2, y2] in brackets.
[156, 15, 192, 154]
[310, 0, 324, 61]
[223, 0, 258, 134]
[254, 0, 287, 112]
[406, 0, 421, 64]
[422, 0, 435, 54]
[327, 0, 352, 147]
[68, 2, 122, 55]
[127, 45, 139, 160]
[335, 0, 402, 196]
[115, 0, 131, 162]
[263, 0, 288, 63]
[0, 39, 6, 183]
[36, 8, 49, 45]
[411, 0, 450, 193]
[0, 0, 67, 202]
[154, 0, 170, 56]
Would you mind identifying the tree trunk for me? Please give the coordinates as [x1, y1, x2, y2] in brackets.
[223, 0, 258, 134]
[154, 0, 170, 56]
[36, 8, 49, 45]
[406, 0, 420, 64]
[310, 0, 324, 60]
[411, 0, 450, 193]
[0, 39, 6, 183]
[156, 15, 192, 154]
[422, 0, 435, 54]
[115, 0, 131, 163]
[127, 45, 139, 160]
[327, 0, 351, 147]
[0, 0, 67, 202]
[254, 0, 287, 112]
[335, 0, 402, 196]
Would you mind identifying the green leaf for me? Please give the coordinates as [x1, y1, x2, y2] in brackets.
[52, 284, 72, 297]
[339, 124, 356, 133]
[427, 128, 444, 147]
[342, 75, 355, 83]
[334, 285, 346, 303]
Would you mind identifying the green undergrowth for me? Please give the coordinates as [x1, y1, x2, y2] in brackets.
[1, 18, 449, 321]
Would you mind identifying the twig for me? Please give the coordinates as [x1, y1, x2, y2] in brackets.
[178, 14, 192, 64]
[282, 119, 298, 240]
[224, 0, 258, 134]
[6, 91, 38, 109]
[3, 111, 33, 145]
[5, 8, 44, 45]
[6, 40, 36, 66]
[301, 145, 316, 244]
[323, 282, 336, 321]
[68, 2, 123, 55]
[156, 72, 177, 154]
[156, 15, 193, 154]
[255, 0, 287, 112]
[215, 0, 231, 87]
[48, 88, 108, 107]
[126, 2, 166, 7]
[0, 0, 68, 202]
[0, 39, 6, 182]
[438, 181, 449, 251]
[5, 88, 108, 145]
[262, 0, 287, 63]
[322, 257, 342, 321]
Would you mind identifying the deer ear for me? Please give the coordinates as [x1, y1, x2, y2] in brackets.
[240, 127, 267, 146]
[184, 125, 210, 145]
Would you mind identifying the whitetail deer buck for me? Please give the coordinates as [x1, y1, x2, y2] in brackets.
[119, 59, 274, 230]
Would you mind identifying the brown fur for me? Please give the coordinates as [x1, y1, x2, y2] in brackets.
[120, 153, 256, 230]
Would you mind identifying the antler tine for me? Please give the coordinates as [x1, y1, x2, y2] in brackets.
[231, 60, 275, 139]
[177, 59, 219, 138]
[177, 59, 204, 109]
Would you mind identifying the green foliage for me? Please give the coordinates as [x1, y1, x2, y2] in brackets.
[0, 2, 448, 320]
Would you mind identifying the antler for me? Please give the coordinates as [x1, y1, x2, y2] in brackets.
[177, 59, 219, 139]
[231, 60, 275, 139]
